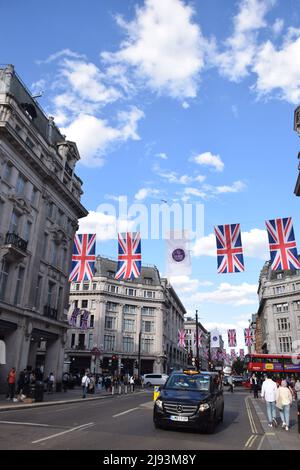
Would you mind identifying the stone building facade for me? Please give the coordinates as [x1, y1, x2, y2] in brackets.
[0, 65, 88, 391]
[256, 260, 300, 354]
[65, 256, 187, 376]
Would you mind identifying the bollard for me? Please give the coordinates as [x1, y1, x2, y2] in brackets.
[118, 385, 122, 395]
[125, 385, 128, 394]
[112, 385, 115, 395]
[153, 386, 160, 401]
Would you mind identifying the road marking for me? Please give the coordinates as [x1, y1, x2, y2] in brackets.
[113, 407, 140, 418]
[245, 435, 255, 447]
[249, 435, 258, 448]
[245, 397, 257, 434]
[257, 435, 265, 450]
[0, 420, 53, 428]
[32, 422, 94, 444]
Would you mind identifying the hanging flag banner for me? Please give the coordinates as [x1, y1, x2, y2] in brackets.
[69, 233, 96, 282]
[228, 329, 237, 347]
[265, 217, 300, 271]
[178, 329, 186, 348]
[211, 329, 220, 348]
[194, 330, 202, 347]
[214, 223, 244, 273]
[239, 349, 245, 360]
[115, 232, 142, 280]
[69, 307, 81, 327]
[80, 310, 90, 330]
[244, 328, 254, 347]
[230, 349, 236, 359]
[166, 230, 191, 276]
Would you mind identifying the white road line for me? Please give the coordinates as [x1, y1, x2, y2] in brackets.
[0, 420, 53, 427]
[249, 435, 258, 448]
[257, 435, 265, 450]
[113, 407, 140, 418]
[32, 422, 94, 444]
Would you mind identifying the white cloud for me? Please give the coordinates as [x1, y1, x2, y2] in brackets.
[215, 180, 246, 194]
[62, 107, 144, 167]
[169, 275, 213, 294]
[192, 152, 224, 172]
[153, 164, 206, 186]
[193, 228, 269, 260]
[36, 49, 87, 64]
[191, 282, 258, 306]
[182, 101, 190, 109]
[252, 29, 300, 103]
[78, 209, 134, 241]
[134, 187, 161, 201]
[102, 0, 207, 99]
[155, 152, 168, 160]
[272, 18, 284, 36]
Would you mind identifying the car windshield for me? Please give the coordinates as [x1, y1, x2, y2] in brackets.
[165, 374, 210, 391]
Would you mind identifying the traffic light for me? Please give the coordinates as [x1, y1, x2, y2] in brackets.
[111, 355, 118, 370]
[134, 360, 138, 369]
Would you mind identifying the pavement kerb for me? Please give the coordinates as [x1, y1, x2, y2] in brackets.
[249, 397, 284, 450]
[0, 389, 148, 413]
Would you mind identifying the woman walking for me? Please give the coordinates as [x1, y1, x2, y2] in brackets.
[276, 380, 293, 431]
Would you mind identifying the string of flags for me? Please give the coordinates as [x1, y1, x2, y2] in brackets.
[69, 216, 300, 283]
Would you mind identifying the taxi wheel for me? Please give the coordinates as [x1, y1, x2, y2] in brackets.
[206, 413, 216, 434]
[154, 421, 162, 429]
[219, 406, 224, 422]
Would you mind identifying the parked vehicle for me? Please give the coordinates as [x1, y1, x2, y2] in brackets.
[153, 370, 224, 433]
[143, 373, 169, 386]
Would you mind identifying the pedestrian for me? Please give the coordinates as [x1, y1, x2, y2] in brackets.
[251, 373, 259, 398]
[295, 378, 300, 401]
[17, 369, 26, 396]
[81, 372, 90, 398]
[7, 367, 16, 402]
[228, 374, 234, 393]
[62, 372, 69, 392]
[47, 372, 55, 393]
[276, 380, 293, 431]
[130, 375, 135, 392]
[261, 374, 278, 427]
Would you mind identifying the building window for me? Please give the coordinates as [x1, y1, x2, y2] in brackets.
[279, 337, 292, 353]
[92, 283, 97, 290]
[123, 318, 135, 331]
[81, 299, 88, 309]
[42, 233, 49, 259]
[89, 315, 94, 328]
[23, 221, 32, 243]
[73, 300, 78, 309]
[3, 162, 12, 183]
[104, 335, 115, 351]
[75, 283, 80, 291]
[47, 281, 55, 307]
[57, 287, 63, 311]
[142, 320, 154, 333]
[277, 317, 290, 331]
[142, 307, 155, 316]
[107, 271, 115, 278]
[34, 275, 42, 309]
[0, 260, 10, 300]
[30, 187, 38, 206]
[123, 336, 134, 352]
[105, 316, 116, 330]
[50, 241, 57, 266]
[276, 273, 283, 279]
[83, 283, 89, 291]
[47, 202, 54, 219]
[298, 316, 300, 328]
[16, 174, 26, 195]
[109, 285, 118, 294]
[126, 288, 136, 296]
[91, 300, 96, 310]
[294, 301, 300, 310]
[274, 303, 289, 313]
[106, 302, 117, 312]
[78, 334, 85, 349]
[141, 338, 153, 353]
[123, 305, 136, 314]
[274, 286, 285, 295]
[144, 278, 153, 285]
[88, 334, 93, 350]
[71, 333, 75, 348]
[9, 210, 20, 234]
[144, 290, 155, 299]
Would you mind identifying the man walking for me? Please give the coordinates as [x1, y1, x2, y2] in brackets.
[81, 371, 90, 398]
[7, 367, 16, 401]
[228, 374, 234, 393]
[252, 373, 259, 398]
[261, 374, 278, 427]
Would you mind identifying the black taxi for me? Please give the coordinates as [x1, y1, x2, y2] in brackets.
[153, 370, 224, 433]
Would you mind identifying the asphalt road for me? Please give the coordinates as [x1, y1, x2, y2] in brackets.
[0, 389, 267, 450]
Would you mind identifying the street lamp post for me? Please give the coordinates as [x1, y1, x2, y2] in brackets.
[195, 310, 200, 370]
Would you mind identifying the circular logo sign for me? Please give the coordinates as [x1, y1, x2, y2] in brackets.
[213, 336, 218, 342]
[172, 248, 185, 262]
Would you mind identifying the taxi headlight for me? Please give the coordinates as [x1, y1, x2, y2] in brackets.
[199, 403, 210, 412]
[155, 399, 163, 409]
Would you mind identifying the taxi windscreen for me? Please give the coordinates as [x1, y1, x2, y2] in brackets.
[165, 374, 210, 391]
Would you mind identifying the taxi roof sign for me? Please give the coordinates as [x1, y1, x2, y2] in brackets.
[183, 369, 199, 375]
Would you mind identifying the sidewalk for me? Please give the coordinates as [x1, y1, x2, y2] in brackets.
[250, 396, 300, 450]
[0, 385, 145, 412]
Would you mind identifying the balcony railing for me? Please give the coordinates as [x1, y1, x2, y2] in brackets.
[44, 305, 58, 320]
[5, 232, 28, 252]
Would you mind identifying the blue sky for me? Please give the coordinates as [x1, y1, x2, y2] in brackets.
[3, 0, 300, 350]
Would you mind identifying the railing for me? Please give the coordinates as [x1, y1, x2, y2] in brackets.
[43, 305, 58, 320]
[5, 232, 28, 252]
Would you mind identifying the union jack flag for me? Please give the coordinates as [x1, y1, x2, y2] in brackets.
[69, 307, 80, 327]
[244, 328, 254, 347]
[230, 349, 236, 359]
[194, 331, 202, 347]
[178, 329, 186, 348]
[214, 223, 244, 273]
[239, 349, 245, 360]
[69, 234, 96, 282]
[228, 329, 237, 347]
[80, 310, 90, 330]
[266, 217, 300, 271]
[115, 232, 142, 280]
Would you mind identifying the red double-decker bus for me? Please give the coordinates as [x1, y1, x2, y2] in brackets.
[244, 353, 300, 375]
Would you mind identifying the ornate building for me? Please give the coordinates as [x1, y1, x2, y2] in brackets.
[65, 256, 187, 376]
[0, 65, 88, 391]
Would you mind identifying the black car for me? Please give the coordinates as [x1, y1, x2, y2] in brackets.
[153, 371, 224, 433]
